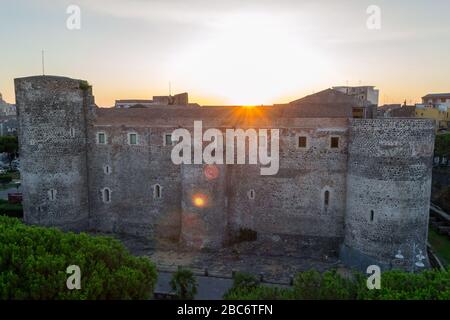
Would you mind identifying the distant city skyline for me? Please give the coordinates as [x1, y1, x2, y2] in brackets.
[1, 0, 450, 107]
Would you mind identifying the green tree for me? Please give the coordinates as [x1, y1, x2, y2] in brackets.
[0, 216, 157, 300]
[435, 133, 450, 158]
[170, 268, 198, 300]
[0, 136, 18, 166]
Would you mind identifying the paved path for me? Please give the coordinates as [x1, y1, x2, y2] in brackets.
[155, 271, 234, 300]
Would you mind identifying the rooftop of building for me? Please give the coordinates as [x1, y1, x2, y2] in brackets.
[332, 85, 377, 89]
[422, 93, 450, 99]
[116, 99, 154, 104]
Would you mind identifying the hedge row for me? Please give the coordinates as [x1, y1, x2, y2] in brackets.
[0, 216, 157, 299]
[224, 269, 450, 300]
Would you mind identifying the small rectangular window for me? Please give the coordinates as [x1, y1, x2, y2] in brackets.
[129, 133, 138, 145]
[154, 184, 162, 199]
[330, 137, 339, 149]
[298, 136, 307, 148]
[97, 132, 106, 144]
[165, 134, 172, 146]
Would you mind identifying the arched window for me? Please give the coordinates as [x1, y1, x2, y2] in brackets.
[248, 189, 255, 200]
[70, 127, 76, 138]
[324, 190, 330, 206]
[370, 210, 374, 222]
[153, 184, 162, 199]
[102, 188, 111, 203]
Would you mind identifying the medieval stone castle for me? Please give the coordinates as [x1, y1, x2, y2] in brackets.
[15, 76, 435, 271]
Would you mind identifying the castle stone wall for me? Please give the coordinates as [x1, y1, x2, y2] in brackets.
[88, 125, 182, 242]
[341, 119, 435, 271]
[15, 76, 436, 271]
[15, 76, 91, 230]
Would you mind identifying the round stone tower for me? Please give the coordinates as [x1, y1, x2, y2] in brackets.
[180, 164, 228, 249]
[341, 118, 435, 271]
[15, 76, 93, 230]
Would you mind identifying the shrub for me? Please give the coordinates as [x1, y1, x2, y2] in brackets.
[0, 200, 22, 218]
[224, 268, 450, 300]
[223, 272, 260, 299]
[224, 285, 295, 300]
[79, 80, 91, 91]
[435, 133, 450, 158]
[293, 269, 357, 300]
[0, 216, 157, 300]
[233, 272, 260, 290]
[356, 269, 450, 300]
[170, 268, 197, 300]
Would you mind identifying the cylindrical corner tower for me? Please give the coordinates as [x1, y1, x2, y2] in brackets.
[15, 76, 92, 230]
[341, 118, 435, 271]
[180, 164, 228, 249]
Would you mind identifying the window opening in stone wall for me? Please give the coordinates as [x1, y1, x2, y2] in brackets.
[48, 189, 57, 201]
[165, 134, 173, 146]
[324, 190, 330, 207]
[331, 137, 339, 149]
[102, 188, 111, 203]
[128, 133, 138, 145]
[154, 184, 162, 199]
[298, 136, 307, 148]
[97, 132, 106, 144]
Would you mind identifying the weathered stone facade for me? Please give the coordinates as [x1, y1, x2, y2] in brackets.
[15, 76, 435, 272]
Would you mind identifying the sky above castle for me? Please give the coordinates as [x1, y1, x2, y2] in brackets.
[1, 0, 450, 107]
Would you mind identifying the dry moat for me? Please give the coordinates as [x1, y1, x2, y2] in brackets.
[101, 233, 342, 284]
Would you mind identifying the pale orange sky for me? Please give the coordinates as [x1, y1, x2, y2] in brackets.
[1, 0, 450, 107]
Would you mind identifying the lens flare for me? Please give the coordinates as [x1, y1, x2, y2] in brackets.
[192, 194, 208, 208]
[204, 164, 219, 180]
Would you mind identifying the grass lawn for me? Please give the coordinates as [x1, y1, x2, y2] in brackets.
[428, 227, 450, 267]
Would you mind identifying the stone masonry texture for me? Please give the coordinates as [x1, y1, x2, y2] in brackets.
[15, 76, 436, 271]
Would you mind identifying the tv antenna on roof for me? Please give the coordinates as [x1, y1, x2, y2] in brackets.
[41, 50, 45, 76]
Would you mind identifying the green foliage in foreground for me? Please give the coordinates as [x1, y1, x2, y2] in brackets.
[435, 133, 450, 158]
[0, 199, 23, 218]
[428, 228, 450, 267]
[0, 216, 157, 300]
[170, 268, 198, 300]
[224, 269, 450, 300]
